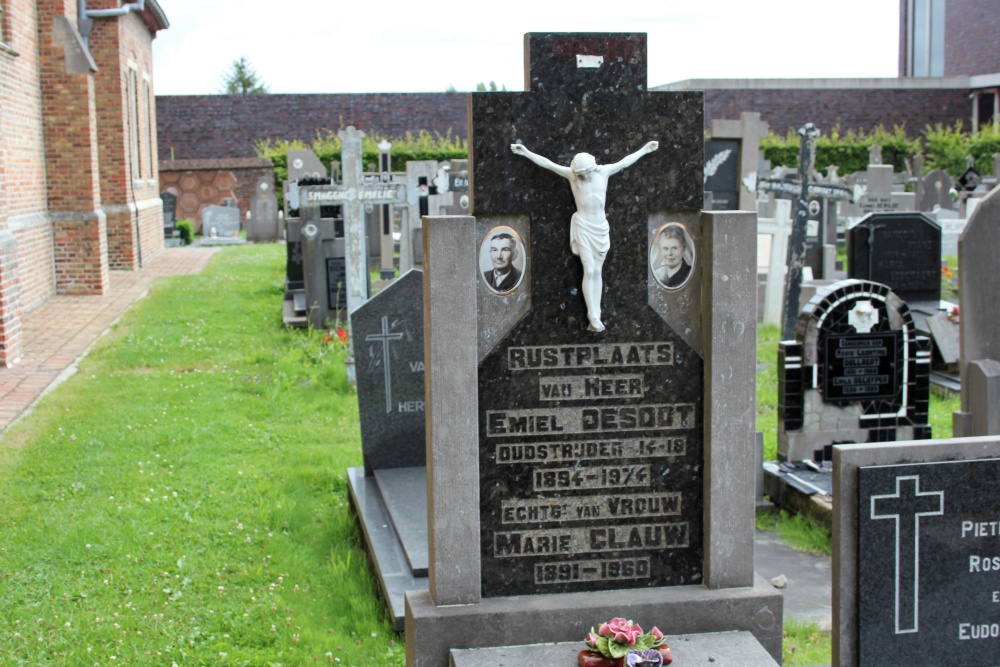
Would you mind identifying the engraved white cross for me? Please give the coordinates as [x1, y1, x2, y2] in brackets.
[365, 315, 404, 413]
[870, 475, 944, 634]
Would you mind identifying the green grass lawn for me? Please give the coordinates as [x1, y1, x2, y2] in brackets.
[0, 246, 400, 665]
[0, 245, 965, 665]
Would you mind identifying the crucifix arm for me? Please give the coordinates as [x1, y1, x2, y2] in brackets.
[510, 144, 572, 179]
[604, 140, 659, 176]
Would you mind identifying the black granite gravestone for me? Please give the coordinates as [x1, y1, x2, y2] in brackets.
[778, 279, 932, 462]
[353, 269, 425, 475]
[858, 458, 1000, 666]
[161, 191, 177, 226]
[471, 33, 705, 597]
[326, 257, 347, 311]
[704, 139, 740, 210]
[848, 212, 942, 304]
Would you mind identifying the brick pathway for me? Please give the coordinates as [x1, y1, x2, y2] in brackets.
[0, 247, 218, 433]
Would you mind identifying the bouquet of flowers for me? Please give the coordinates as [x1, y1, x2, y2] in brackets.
[583, 617, 671, 665]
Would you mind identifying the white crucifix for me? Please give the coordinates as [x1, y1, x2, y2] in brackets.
[365, 315, 404, 414]
[870, 474, 944, 634]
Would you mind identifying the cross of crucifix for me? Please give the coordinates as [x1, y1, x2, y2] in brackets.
[299, 127, 408, 317]
[769, 123, 853, 339]
[471, 33, 702, 329]
[870, 474, 944, 634]
[365, 315, 405, 414]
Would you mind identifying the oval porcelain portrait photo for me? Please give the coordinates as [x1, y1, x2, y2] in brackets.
[479, 226, 526, 295]
[650, 222, 695, 290]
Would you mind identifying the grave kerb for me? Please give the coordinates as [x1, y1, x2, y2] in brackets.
[833, 436, 1000, 667]
[407, 211, 780, 667]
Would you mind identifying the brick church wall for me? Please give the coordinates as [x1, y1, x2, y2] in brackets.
[90, 4, 163, 270]
[1, 0, 56, 315]
[944, 0, 1000, 78]
[0, 1, 167, 365]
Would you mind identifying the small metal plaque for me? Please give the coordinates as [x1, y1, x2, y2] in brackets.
[576, 55, 604, 68]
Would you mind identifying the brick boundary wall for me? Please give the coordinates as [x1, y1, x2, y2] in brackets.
[159, 158, 274, 232]
[156, 93, 469, 161]
[700, 87, 971, 136]
[156, 87, 973, 165]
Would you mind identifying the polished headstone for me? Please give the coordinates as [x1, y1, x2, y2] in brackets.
[247, 178, 280, 242]
[161, 191, 177, 226]
[919, 170, 957, 212]
[353, 269, 425, 474]
[858, 458, 1000, 666]
[704, 138, 740, 210]
[833, 436, 1000, 667]
[778, 279, 932, 462]
[287, 149, 327, 182]
[954, 185, 1000, 436]
[709, 111, 769, 211]
[848, 211, 941, 303]
[472, 32, 704, 598]
[201, 204, 242, 244]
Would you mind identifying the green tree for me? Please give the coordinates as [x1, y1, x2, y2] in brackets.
[475, 81, 506, 92]
[219, 56, 269, 94]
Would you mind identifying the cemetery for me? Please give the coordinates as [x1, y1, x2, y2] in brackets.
[4, 1, 1000, 665]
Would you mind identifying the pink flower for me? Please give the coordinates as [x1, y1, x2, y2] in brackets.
[605, 618, 642, 645]
[651, 627, 664, 641]
[585, 632, 600, 649]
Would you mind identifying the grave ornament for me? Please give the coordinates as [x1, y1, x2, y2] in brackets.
[510, 140, 659, 331]
[958, 155, 982, 192]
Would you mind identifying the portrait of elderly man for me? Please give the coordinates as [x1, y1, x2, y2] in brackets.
[651, 223, 694, 289]
[483, 231, 523, 293]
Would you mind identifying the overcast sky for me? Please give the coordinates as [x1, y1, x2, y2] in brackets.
[152, 1, 901, 95]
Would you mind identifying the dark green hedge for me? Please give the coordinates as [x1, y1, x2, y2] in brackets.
[255, 131, 468, 206]
[758, 122, 1000, 178]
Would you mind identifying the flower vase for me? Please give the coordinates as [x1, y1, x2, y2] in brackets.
[577, 651, 619, 667]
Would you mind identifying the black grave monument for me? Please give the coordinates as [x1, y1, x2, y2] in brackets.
[778, 279, 932, 462]
[472, 33, 704, 597]
[403, 32, 781, 667]
[848, 212, 942, 304]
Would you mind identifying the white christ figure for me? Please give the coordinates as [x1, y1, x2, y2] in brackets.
[510, 140, 659, 332]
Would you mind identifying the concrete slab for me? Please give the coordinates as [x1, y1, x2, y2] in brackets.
[347, 467, 426, 631]
[406, 576, 783, 667]
[450, 632, 779, 667]
[754, 529, 832, 629]
[374, 466, 429, 576]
